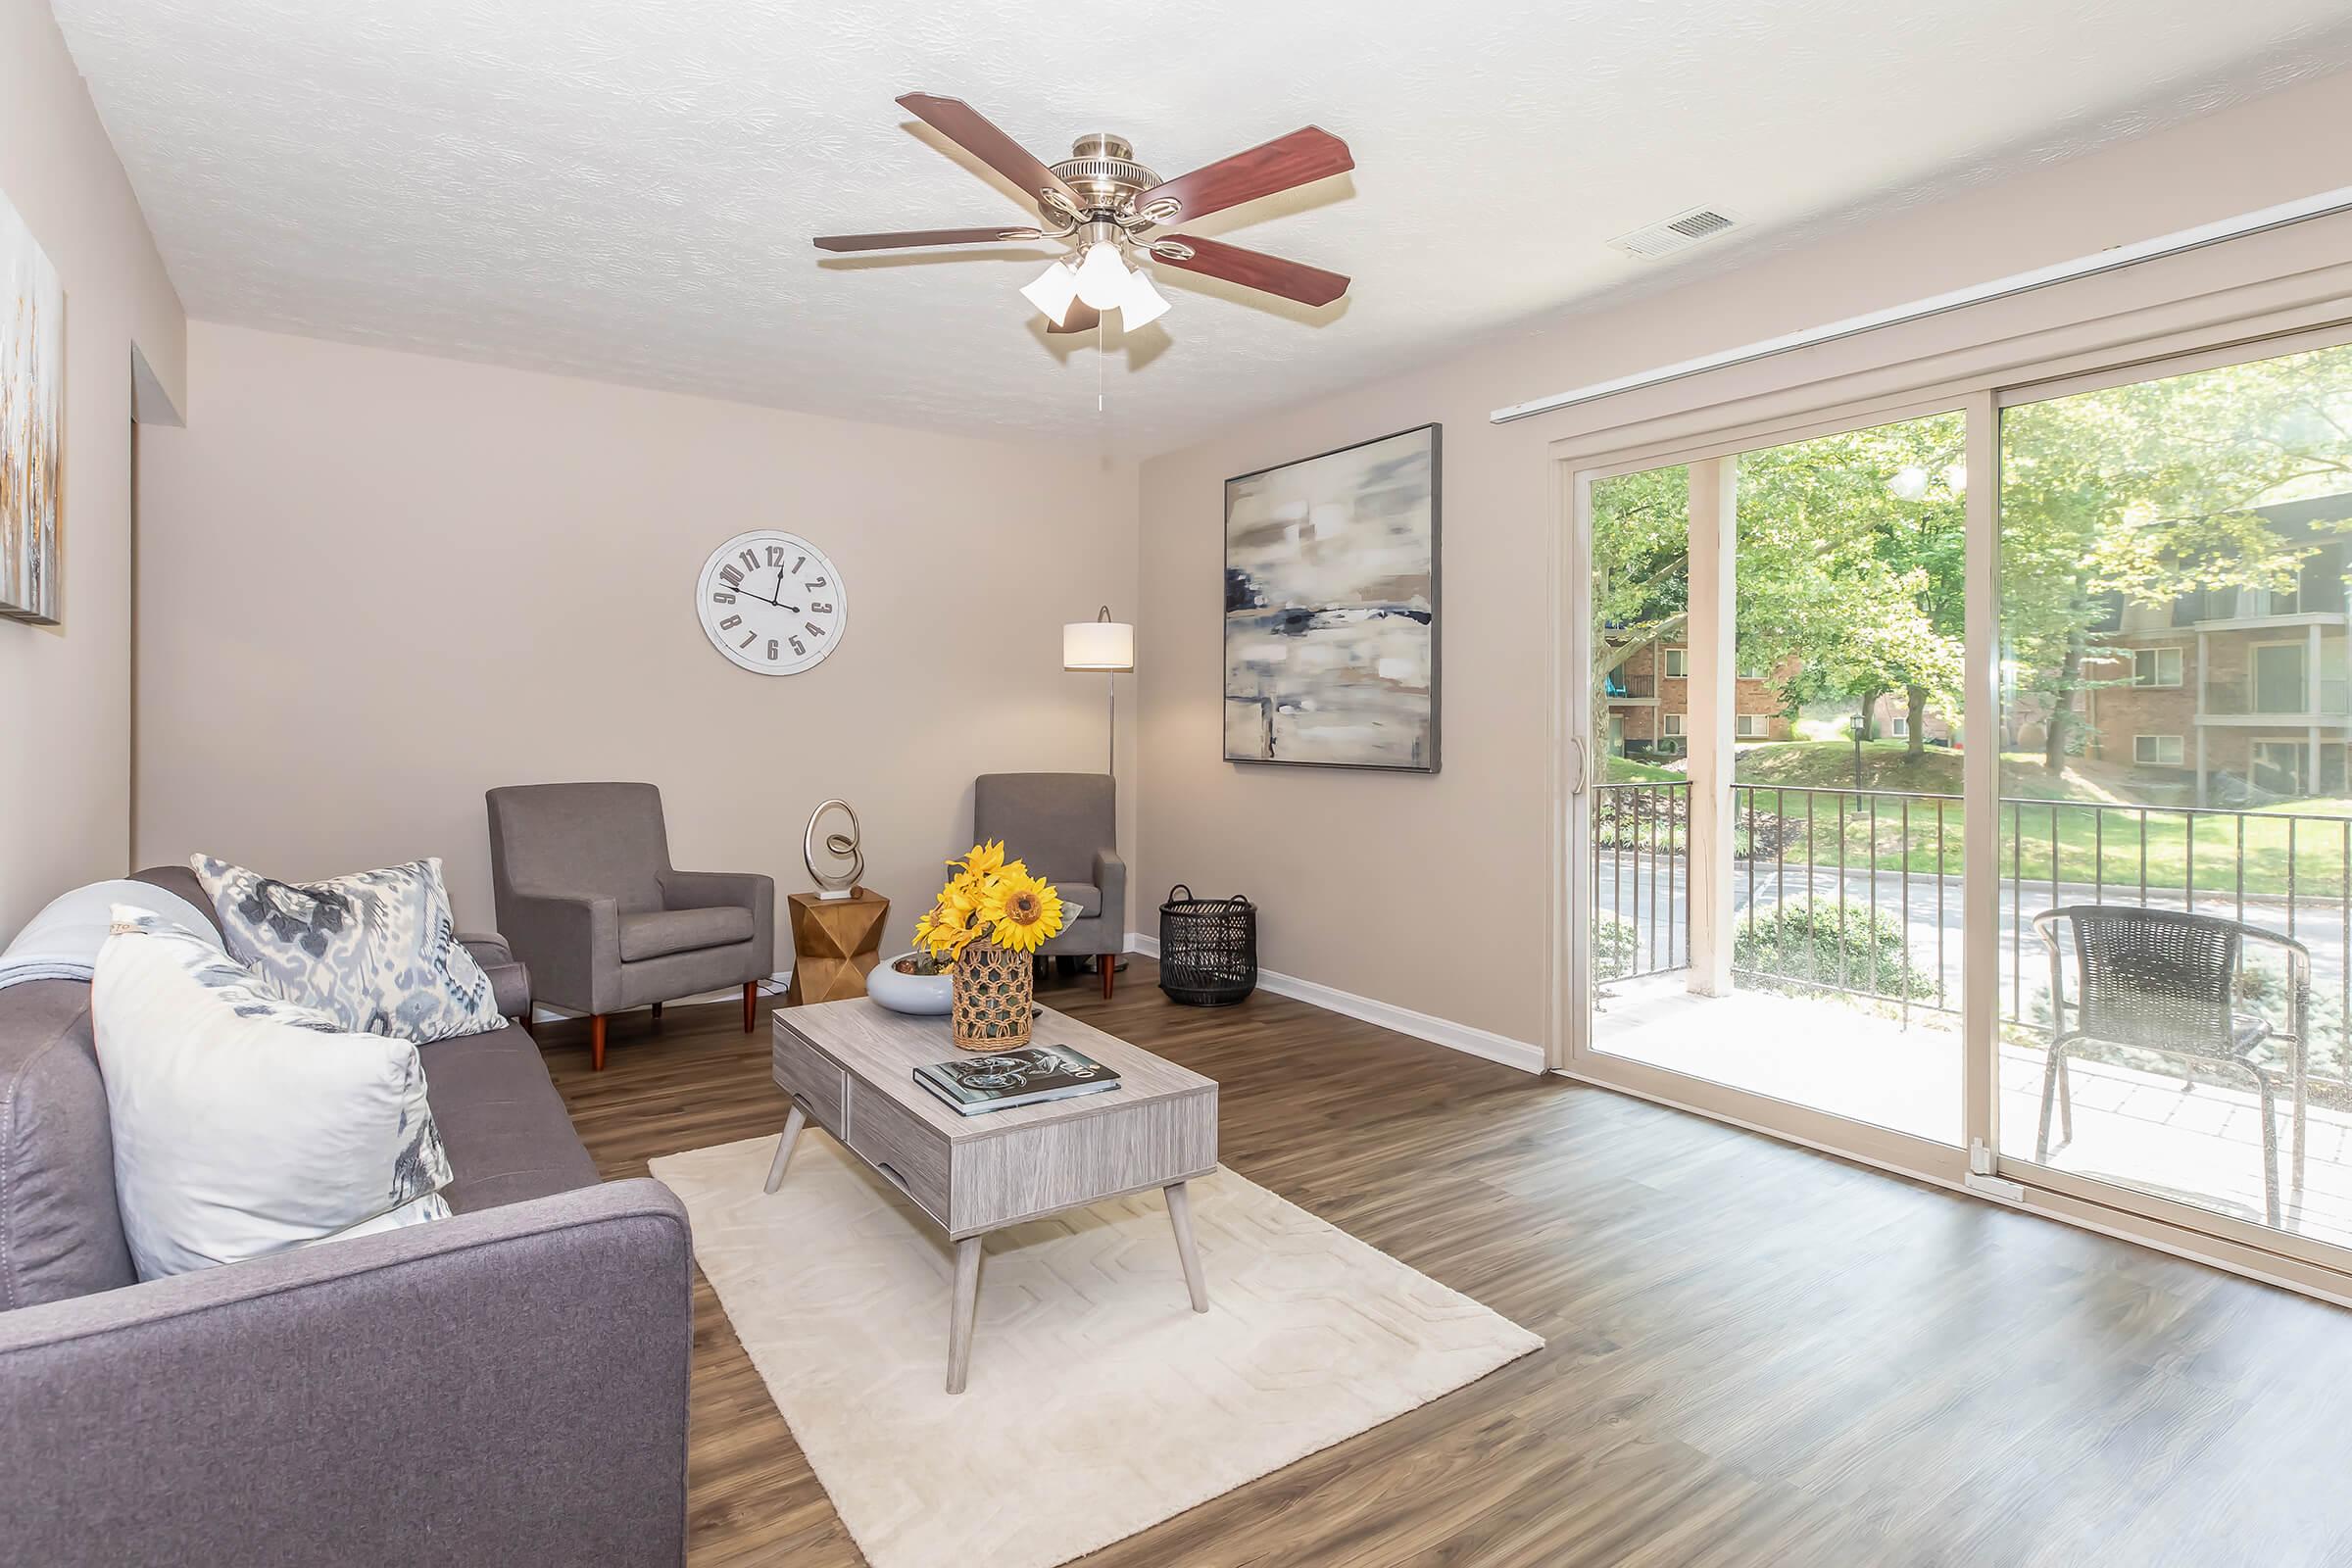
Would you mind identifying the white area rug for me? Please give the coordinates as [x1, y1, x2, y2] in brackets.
[651, 1133, 1541, 1568]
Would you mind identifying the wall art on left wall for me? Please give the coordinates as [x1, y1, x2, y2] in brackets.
[1, 187, 65, 626]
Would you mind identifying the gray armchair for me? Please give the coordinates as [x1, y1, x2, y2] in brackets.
[974, 772, 1126, 998]
[488, 782, 775, 1069]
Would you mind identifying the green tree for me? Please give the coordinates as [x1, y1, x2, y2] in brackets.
[2000, 341, 2352, 771]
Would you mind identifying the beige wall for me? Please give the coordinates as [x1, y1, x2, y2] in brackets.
[1136, 70, 2352, 1051]
[135, 323, 1137, 971]
[0, 0, 186, 938]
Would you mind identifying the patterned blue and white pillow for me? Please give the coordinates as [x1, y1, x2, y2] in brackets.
[106, 904, 337, 1031]
[190, 856, 506, 1044]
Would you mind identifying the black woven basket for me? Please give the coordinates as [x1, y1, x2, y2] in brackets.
[1157, 885, 1257, 1006]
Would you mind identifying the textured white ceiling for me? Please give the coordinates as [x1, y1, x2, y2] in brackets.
[46, 0, 2352, 454]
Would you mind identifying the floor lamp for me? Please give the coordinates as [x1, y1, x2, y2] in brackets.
[1063, 606, 1135, 775]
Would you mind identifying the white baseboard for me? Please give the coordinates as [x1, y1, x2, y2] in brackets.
[532, 970, 790, 1025]
[1125, 933, 1544, 1075]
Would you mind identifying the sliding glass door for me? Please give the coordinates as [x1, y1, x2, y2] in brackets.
[1564, 320, 2352, 1287]
[1994, 335, 2352, 1251]
[1578, 411, 1971, 1156]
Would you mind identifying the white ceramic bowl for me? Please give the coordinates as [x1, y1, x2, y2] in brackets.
[867, 952, 953, 1015]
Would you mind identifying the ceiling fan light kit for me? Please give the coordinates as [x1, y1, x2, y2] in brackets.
[1020, 258, 1080, 325]
[814, 97, 1356, 335]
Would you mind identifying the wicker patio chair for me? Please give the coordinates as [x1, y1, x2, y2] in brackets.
[2032, 904, 2309, 1229]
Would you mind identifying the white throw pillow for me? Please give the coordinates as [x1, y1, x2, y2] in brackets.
[92, 908, 454, 1280]
[190, 855, 505, 1043]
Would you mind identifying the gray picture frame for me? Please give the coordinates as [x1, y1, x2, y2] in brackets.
[1222, 423, 1441, 773]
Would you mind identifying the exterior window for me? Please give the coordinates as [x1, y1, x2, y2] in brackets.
[1661, 712, 1686, 737]
[2133, 734, 2185, 766]
[1735, 713, 1767, 739]
[2132, 647, 2183, 687]
[1888, 715, 1909, 738]
[1663, 648, 1689, 679]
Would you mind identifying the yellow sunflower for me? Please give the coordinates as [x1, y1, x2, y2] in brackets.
[914, 898, 980, 960]
[980, 867, 1065, 955]
[952, 840, 1008, 880]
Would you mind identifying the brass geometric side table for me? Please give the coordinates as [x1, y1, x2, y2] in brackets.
[784, 887, 890, 1005]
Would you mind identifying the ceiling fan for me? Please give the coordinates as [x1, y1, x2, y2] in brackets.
[814, 94, 1353, 334]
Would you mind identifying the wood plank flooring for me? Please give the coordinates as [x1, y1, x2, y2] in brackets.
[547, 960, 2352, 1567]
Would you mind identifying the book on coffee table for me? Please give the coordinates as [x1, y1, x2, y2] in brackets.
[913, 1046, 1122, 1116]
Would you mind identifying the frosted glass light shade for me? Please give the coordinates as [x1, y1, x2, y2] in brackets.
[1063, 618, 1135, 671]
[1118, 268, 1171, 329]
[1073, 241, 1132, 310]
[1020, 260, 1079, 325]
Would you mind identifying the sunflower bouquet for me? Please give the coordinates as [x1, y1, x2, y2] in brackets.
[918, 842, 1068, 1049]
[914, 841, 1068, 963]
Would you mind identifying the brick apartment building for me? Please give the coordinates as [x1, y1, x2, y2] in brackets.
[1601, 640, 1794, 756]
[2076, 494, 2352, 804]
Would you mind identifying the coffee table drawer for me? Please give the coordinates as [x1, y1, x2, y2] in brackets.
[846, 1085, 950, 1224]
[773, 1025, 846, 1132]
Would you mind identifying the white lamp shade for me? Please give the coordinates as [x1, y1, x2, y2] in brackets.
[1118, 267, 1172, 329]
[1073, 241, 1131, 310]
[1063, 618, 1135, 671]
[1020, 260, 1080, 326]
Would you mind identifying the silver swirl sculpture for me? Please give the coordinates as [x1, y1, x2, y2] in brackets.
[803, 798, 864, 895]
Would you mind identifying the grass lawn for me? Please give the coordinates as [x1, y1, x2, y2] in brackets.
[1602, 754, 1686, 784]
[1599, 739, 2352, 899]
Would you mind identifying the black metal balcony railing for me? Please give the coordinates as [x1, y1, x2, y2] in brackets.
[1590, 780, 2352, 1102]
[1592, 781, 1688, 981]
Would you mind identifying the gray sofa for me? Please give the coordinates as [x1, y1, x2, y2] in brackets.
[0, 866, 692, 1567]
[975, 772, 1127, 996]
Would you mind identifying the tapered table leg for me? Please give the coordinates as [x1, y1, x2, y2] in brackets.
[1165, 1181, 1208, 1313]
[763, 1103, 807, 1195]
[947, 1236, 983, 1395]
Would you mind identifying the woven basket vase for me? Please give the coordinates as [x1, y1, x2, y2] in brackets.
[950, 933, 1034, 1051]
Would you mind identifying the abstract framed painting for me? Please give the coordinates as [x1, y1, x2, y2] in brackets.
[2, 187, 65, 626]
[1224, 423, 1440, 771]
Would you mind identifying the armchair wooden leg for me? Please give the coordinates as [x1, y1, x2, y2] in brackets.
[1102, 957, 1114, 1001]
[590, 1013, 608, 1073]
[651, 1002, 663, 1022]
[744, 981, 758, 1033]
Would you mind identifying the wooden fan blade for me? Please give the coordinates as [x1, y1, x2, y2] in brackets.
[1152, 235, 1348, 307]
[813, 226, 1043, 252]
[1046, 303, 1102, 334]
[1133, 127, 1352, 224]
[897, 93, 1081, 212]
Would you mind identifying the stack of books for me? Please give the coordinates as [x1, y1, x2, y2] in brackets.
[913, 1046, 1122, 1116]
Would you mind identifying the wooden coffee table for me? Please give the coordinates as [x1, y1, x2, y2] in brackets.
[765, 1000, 1218, 1393]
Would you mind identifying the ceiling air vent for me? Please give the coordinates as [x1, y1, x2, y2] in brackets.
[1608, 206, 1741, 261]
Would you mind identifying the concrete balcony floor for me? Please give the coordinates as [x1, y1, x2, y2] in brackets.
[1595, 975, 2352, 1251]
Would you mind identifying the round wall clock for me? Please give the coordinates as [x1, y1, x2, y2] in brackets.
[695, 530, 848, 675]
